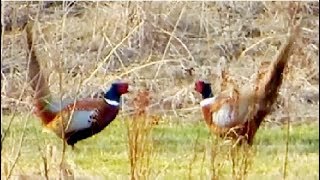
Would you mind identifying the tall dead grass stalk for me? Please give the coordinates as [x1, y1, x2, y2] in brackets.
[5, 114, 31, 180]
[187, 128, 201, 179]
[229, 142, 253, 180]
[283, 3, 300, 178]
[282, 69, 293, 180]
[126, 90, 156, 180]
[209, 134, 224, 180]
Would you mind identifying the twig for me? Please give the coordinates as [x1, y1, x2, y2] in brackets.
[59, 10, 68, 179]
[1, 69, 30, 151]
[153, 6, 186, 79]
[283, 91, 291, 180]
[104, 58, 190, 83]
[187, 128, 201, 180]
[6, 114, 31, 179]
[82, 21, 143, 85]
[239, 36, 279, 59]
[103, 34, 127, 71]
[155, 28, 196, 66]
[36, 142, 49, 180]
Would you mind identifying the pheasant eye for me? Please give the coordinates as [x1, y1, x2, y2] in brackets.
[117, 83, 129, 94]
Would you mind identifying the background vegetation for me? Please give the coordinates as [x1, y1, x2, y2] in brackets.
[1, 1, 319, 179]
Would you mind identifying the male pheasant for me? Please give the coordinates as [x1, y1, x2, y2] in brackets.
[25, 23, 129, 148]
[194, 23, 300, 145]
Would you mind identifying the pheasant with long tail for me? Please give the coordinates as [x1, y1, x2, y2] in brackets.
[26, 23, 129, 148]
[195, 22, 301, 145]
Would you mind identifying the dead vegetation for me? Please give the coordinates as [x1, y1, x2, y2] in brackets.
[1, 1, 319, 178]
[126, 89, 159, 179]
[2, 2, 318, 124]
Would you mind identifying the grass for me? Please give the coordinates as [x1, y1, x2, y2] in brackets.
[1, 114, 318, 179]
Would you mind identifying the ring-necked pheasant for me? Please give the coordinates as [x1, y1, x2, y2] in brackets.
[194, 22, 300, 145]
[25, 23, 129, 148]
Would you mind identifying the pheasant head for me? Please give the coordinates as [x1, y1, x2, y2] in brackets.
[194, 80, 213, 99]
[104, 81, 129, 106]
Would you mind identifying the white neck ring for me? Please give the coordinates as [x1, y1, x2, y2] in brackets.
[105, 98, 120, 106]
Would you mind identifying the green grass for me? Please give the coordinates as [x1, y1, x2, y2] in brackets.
[1, 114, 319, 179]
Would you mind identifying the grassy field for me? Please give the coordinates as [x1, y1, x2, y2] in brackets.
[1, 114, 318, 179]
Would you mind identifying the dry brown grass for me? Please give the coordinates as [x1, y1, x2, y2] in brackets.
[126, 89, 157, 180]
[1, 2, 318, 123]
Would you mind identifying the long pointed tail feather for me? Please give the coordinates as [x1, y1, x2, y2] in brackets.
[26, 22, 56, 124]
[249, 22, 301, 139]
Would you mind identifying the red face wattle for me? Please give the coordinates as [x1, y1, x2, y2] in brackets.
[117, 83, 129, 94]
[194, 81, 204, 93]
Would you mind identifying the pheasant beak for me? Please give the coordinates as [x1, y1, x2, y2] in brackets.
[126, 85, 133, 93]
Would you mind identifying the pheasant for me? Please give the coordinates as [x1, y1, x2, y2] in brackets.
[25, 23, 129, 148]
[194, 22, 300, 145]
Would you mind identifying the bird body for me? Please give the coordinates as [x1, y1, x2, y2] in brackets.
[195, 23, 300, 145]
[25, 23, 129, 147]
[47, 98, 121, 146]
[198, 87, 256, 138]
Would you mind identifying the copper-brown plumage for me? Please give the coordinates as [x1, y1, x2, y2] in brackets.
[47, 98, 119, 144]
[195, 22, 301, 145]
[26, 22, 56, 124]
[25, 22, 129, 147]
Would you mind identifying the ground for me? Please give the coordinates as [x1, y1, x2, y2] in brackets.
[1, 115, 319, 179]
